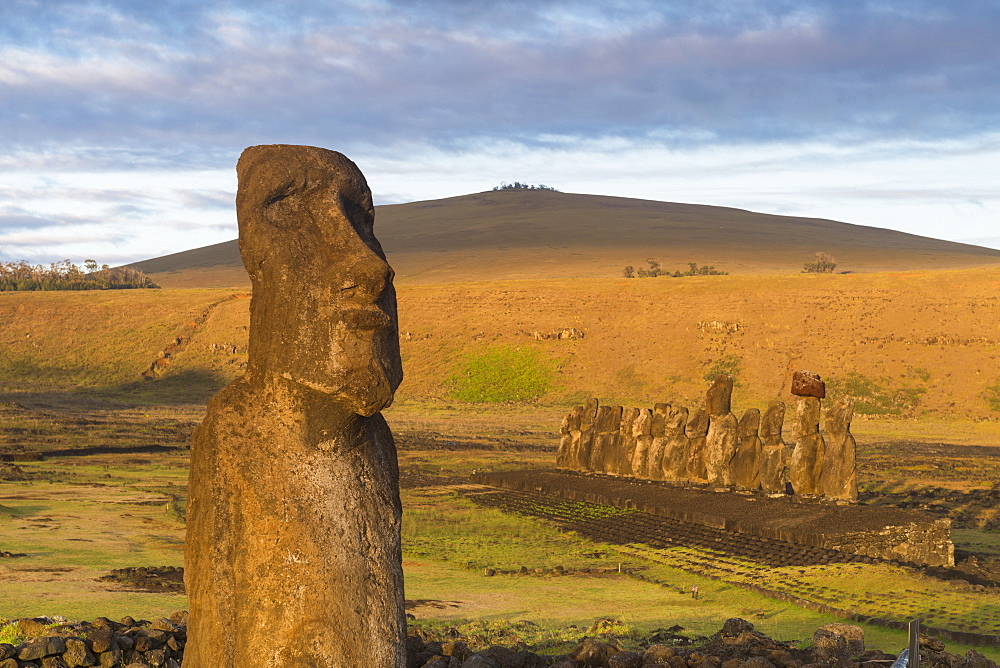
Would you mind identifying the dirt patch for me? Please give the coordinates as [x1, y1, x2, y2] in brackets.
[98, 566, 185, 593]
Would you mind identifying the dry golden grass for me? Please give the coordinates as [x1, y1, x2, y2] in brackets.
[4, 267, 1000, 430]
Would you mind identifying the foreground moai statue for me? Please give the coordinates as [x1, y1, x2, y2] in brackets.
[185, 146, 406, 668]
[789, 399, 826, 496]
[758, 401, 788, 493]
[630, 408, 653, 476]
[823, 398, 858, 501]
[704, 375, 739, 485]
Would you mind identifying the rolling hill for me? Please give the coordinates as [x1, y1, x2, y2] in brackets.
[130, 189, 1000, 288]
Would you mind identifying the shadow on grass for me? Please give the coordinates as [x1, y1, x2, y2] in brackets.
[1, 369, 229, 410]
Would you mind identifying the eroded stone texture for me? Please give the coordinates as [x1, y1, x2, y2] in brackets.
[646, 403, 670, 480]
[791, 370, 826, 399]
[589, 405, 622, 473]
[685, 408, 710, 483]
[758, 401, 787, 493]
[732, 409, 762, 489]
[660, 405, 689, 481]
[575, 398, 599, 471]
[704, 375, 738, 485]
[789, 397, 825, 496]
[616, 407, 640, 476]
[630, 409, 653, 477]
[185, 145, 406, 667]
[556, 406, 582, 469]
[823, 398, 858, 501]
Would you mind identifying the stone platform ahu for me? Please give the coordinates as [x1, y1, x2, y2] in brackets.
[557, 371, 858, 502]
[184, 146, 406, 668]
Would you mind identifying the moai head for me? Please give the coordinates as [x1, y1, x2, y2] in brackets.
[705, 374, 734, 415]
[760, 401, 786, 446]
[236, 145, 402, 416]
[737, 408, 761, 438]
[825, 397, 855, 433]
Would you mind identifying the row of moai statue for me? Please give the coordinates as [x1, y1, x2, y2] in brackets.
[556, 371, 857, 501]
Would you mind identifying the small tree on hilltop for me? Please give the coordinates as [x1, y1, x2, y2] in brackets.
[803, 252, 838, 273]
[622, 265, 635, 278]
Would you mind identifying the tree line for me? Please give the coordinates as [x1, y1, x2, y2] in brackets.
[0, 259, 159, 291]
[492, 181, 558, 191]
[623, 259, 728, 278]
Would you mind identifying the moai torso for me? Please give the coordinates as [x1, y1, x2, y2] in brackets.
[822, 398, 858, 501]
[704, 375, 738, 486]
[758, 401, 788, 493]
[732, 408, 762, 490]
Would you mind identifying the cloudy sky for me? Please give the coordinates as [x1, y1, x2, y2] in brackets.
[2, 0, 999, 265]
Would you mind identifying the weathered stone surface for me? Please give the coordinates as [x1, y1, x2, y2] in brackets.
[590, 405, 623, 473]
[758, 401, 787, 493]
[791, 370, 825, 399]
[0, 645, 13, 661]
[789, 397, 824, 496]
[63, 638, 96, 667]
[822, 399, 858, 502]
[0, 658, 17, 668]
[731, 409, 762, 490]
[630, 409, 653, 477]
[685, 408, 710, 482]
[609, 650, 643, 668]
[706, 374, 735, 415]
[576, 398, 599, 471]
[643, 644, 676, 664]
[815, 624, 864, 658]
[660, 405, 689, 481]
[40, 657, 69, 668]
[567, 638, 621, 667]
[646, 404, 671, 480]
[98, 649, 122, 668]
[19, 637, 66, 661]
[555, 407, 579, 469]
[617, 407, 641, 476]
[185, 145, 406, 667]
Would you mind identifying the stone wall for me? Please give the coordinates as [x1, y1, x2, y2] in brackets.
[556, 373, 858, 502]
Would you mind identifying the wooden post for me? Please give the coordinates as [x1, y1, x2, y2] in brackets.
[908, 619, 921, 668]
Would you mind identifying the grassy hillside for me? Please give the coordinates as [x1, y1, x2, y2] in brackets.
[130, 190, 1000, 288]
[3, 268, 1000, 429]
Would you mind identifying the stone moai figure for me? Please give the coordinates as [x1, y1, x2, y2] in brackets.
[789, 396, 825, 495]
[685, 407, 710, 482]
[589, 405, 622, 473]
[731, 408, 762, 490]
[556, 405, 583, 469]
[645, 403, 670, 480]
[616, 407, 641, 476]
[185, 145, 405, 668]
[822, 398, 858, 501]
[660, 404, 690, 481]
[758, 401, 788, 493]
[704, 374, 739, 486]
[630, 408, 653, 477]
[574, 398, 599, 471]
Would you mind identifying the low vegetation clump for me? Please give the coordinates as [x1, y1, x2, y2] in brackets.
[802, 252, 838, 273]
[703, 355, 742, 386]
[447, 344, 553, 403]
[983, 380, 1000, 412]
[492, 181, 558, 191]
[623, 259, 728, 278]
[0, 259, 158, 291]
[825, 371, 927, 416]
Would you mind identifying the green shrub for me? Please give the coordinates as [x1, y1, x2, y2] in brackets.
[826, 372, 926, 415]
[447, 345, 552, 403]
[984, 381, 1000, 412]
[0, 622, 26, 646]
[703, 355, 742, 387]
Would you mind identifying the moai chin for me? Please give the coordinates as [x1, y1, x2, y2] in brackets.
[184, 145, 406, 668]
